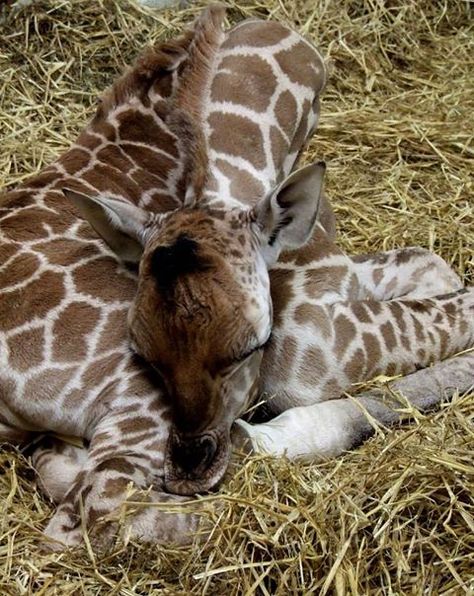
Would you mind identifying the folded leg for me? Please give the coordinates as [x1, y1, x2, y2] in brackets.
[42, 401, 209, 551]
[234, 351, 474, 460]
[32, 437, 88, 504]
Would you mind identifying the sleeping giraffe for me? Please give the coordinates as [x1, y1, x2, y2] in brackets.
[1, 7, 472, 550]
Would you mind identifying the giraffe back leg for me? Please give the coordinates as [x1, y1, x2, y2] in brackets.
[351, 247, 463, 300]
[234, 351, 474, 460]
[32, 437, 88, 504]
[240, 288, 474, 457]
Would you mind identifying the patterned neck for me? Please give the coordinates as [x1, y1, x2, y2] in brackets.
[197, 20, 327, 208]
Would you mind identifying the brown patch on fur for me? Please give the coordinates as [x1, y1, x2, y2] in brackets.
[366, 301, 382, 315]
[304, 266, 348, 298]
[81, 163, 141, 203]
[270, 268, 295, 327]
[222, 21, 291, 49]
[212, 54, 277, 112]
[412, 315, 425, 343]
[391, 302, 407, 333]
[95, 457, 135, 475]
[215, 159, 265, 202]
[117, 110, 178, 157]
[334, 314, 357, 358]
[7, 327, 45, 372]
[123, 144, 176, 182]
[279, 233, 337, 266]
[35, 238, 98, 266]
[52, 302, 101, 362]
[351, 302, 372, 323]
[344, 348, 366, 382]
[96, 309, 128, 354]
[147, 191, 180, 213]
[0, 243, 17, 264]
[103, 476, 130, 499]
[363, 333, 382, 376]
[322, 378, 344, 400]
[381, 320, 397, 351]
[276, 40, 324, 88]
[208, 112, 266, 170]
[275, 90, 297, 133]
[25, 368, 75, 403]
[289, 99, 312, 155]
[437, 328, 450, 359]
[294, 303, 331, 338]
[298, 345, 327, 389]
[61, 148, 91, 175]
[81, 353, 122, 389]
[0, 252, 40, 290]
[0, 270, 65, 332]
[77, 132, 103, 151]
[280, 336, 298, 373]
[118, 417, 158, 435]
[373, 268, 384, 286]
[1, 207, 55, 242]
[73, 257, 136, 302]
[96, 144, 135, 173]
[270, 126, 289, 168]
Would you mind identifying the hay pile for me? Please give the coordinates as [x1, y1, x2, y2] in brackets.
[1, 0, 473, 593]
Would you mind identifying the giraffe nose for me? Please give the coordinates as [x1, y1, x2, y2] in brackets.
[170, 434, 218, 476]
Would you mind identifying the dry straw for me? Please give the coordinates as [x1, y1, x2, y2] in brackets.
[0, 0, 473, 593]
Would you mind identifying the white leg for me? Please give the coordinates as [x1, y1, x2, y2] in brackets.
[234, 351, 474, 461]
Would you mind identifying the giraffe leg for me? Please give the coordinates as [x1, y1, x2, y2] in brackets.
[234, 351, 474, 460]
[237, 289, 474, 459]
[41, 409, 210, 551]
[32, 437, 88, 504]
[352, 247, 462, 299]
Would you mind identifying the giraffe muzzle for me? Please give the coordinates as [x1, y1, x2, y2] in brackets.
[171, 434, 217, 475]
[164, 428, 230, 495]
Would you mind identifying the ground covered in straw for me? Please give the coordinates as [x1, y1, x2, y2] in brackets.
[1, 0, 473, 593]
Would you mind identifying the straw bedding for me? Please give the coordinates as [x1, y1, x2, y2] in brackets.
[0, 0, 473, 593]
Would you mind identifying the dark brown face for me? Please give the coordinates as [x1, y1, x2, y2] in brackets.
[127, 209, 271, 494]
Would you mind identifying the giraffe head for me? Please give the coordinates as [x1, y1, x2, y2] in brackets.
[64, 161, 325, 494]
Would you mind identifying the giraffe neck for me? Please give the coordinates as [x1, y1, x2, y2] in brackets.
[0, 23, 203, 439]
[198, 20, 327, 208]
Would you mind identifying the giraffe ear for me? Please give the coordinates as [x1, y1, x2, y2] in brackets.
[253, 162, 326, 266]
[63, 189, 150, 263]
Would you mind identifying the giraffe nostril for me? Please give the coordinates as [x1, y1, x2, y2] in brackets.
[172, 434, 217, 475]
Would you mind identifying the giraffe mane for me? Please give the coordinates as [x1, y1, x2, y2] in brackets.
[94, 25, 194, 119]
[171, 4, 227, 205]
